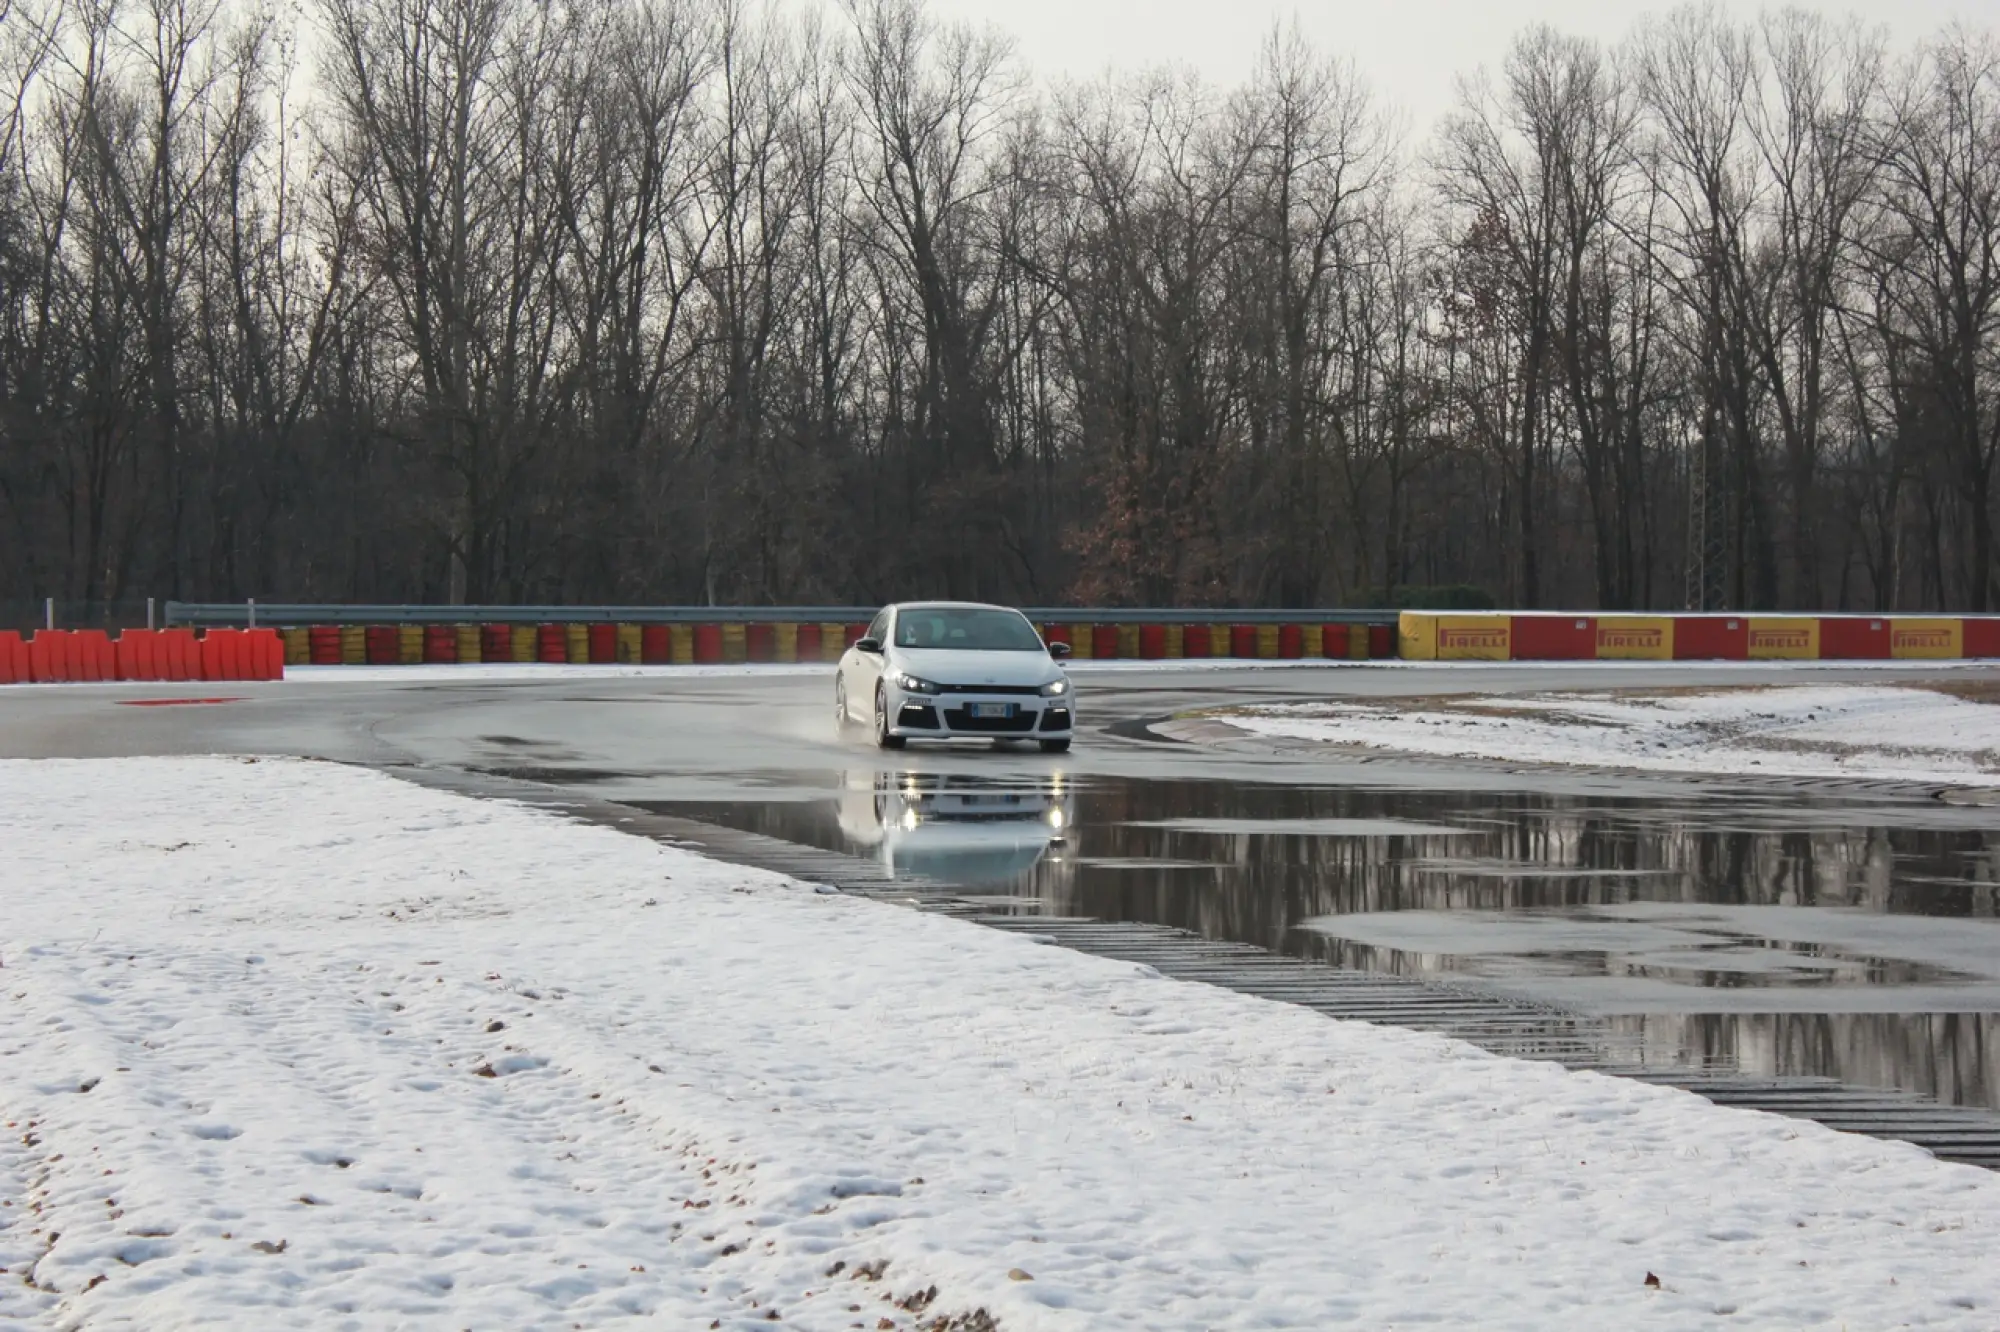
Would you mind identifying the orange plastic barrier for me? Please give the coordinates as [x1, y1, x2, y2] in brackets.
[0, 629, 24, 683]
[122, 629, 158, 680]
[29, 630, 67, 682]
[74, 629, 112, 681]
[253, 628, 285, 679]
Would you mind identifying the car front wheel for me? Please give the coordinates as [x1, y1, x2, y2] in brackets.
[835, 674, 853, 730]
[875, 685, 906, 750]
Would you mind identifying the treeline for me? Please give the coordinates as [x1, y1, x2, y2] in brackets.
[1, 0, 1996, 612]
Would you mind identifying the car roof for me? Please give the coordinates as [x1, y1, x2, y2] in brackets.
[890, 601, 1025, 613]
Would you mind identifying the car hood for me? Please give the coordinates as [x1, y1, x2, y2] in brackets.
[890, 647, 1061, 687]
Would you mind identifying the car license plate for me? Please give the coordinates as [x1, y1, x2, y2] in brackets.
[970, 702, 1013, 719]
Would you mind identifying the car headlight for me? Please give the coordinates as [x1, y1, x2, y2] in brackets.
[1040, 677, 1070, 697]
[892, 671, 939, 695]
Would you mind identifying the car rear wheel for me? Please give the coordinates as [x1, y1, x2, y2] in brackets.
[1040, 738, 1071, 753]
[874, 685, 905, 750]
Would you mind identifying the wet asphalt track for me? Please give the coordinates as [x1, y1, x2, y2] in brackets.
[6, 659, 2000, 1118]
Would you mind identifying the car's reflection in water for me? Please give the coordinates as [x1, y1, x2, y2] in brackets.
[836, 770, 1073, 887]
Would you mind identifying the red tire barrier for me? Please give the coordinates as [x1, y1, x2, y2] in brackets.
[1277, 623, 1303, 659]
[308, 625, 343, 665]
[1512, 615, 1596, 660]
[845, 623, 867, 648]
[641, 624, 672, 664]
[1968, 618, 2000, 658]
[535, 623, 566, 664]
[0, 630, 24, 684]
[361, 625, 397, 665]
[1368, 624, 1394, 658]
[795, 623, 822, 662]
[693, 623, 723, 664]
[480, 624, 512, 662]
[583, 623, 614, 664]
[1820, 616, 1889, 660]
[1043, 624, 1072, 652]
[746, 623, 776, 663]
[1139, 623, 1166, 659]
[1092, 624, 1119, 659]
[1179, 624, 1211, 658]
[423, 625, 458, 663]
[1229, 624, 1257, 658]
[1673, 615, 1748, 660]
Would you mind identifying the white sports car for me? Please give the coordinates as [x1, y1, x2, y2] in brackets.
[835, 602, 1075, 751]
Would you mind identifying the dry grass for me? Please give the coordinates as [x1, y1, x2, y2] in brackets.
[1915, 677, 2000, 705]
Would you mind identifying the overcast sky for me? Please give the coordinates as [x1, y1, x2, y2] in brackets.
[910, 0, 1984, 129]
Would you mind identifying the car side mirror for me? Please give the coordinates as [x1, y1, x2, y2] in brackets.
[855, 637, 883, 654]
[1048, 641, 1072, 660]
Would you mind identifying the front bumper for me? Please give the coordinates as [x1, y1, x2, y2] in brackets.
[888, 689, 1073, 738]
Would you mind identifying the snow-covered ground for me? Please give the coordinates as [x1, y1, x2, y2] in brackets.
[1217, 684, 2000, 786]
[5, 759, 2000, 1329]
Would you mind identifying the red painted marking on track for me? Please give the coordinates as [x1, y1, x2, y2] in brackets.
[117, 697, 246, 707]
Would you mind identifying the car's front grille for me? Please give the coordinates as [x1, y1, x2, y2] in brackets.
[943, 707, 1039, 733]
[936, 684, 1043, 696]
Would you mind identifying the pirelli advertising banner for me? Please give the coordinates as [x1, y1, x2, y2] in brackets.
[1595, 616, 1674, 660]
[1748, 617, 1819, 659]
[1889, 618, 1963, 659]
[1399, 612, 1512, 661]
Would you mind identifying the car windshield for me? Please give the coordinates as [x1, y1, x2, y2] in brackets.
[894, 607, 1045, 652]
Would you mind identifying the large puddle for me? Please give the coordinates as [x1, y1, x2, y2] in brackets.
[639, 770, 2000, 1107]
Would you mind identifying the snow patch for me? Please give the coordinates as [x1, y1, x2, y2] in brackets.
[1222, 684, 2000, 785]
[1, 756, 1998, 1328]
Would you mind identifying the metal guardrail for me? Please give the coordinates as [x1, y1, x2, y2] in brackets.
[165, 602, 1405, 627]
